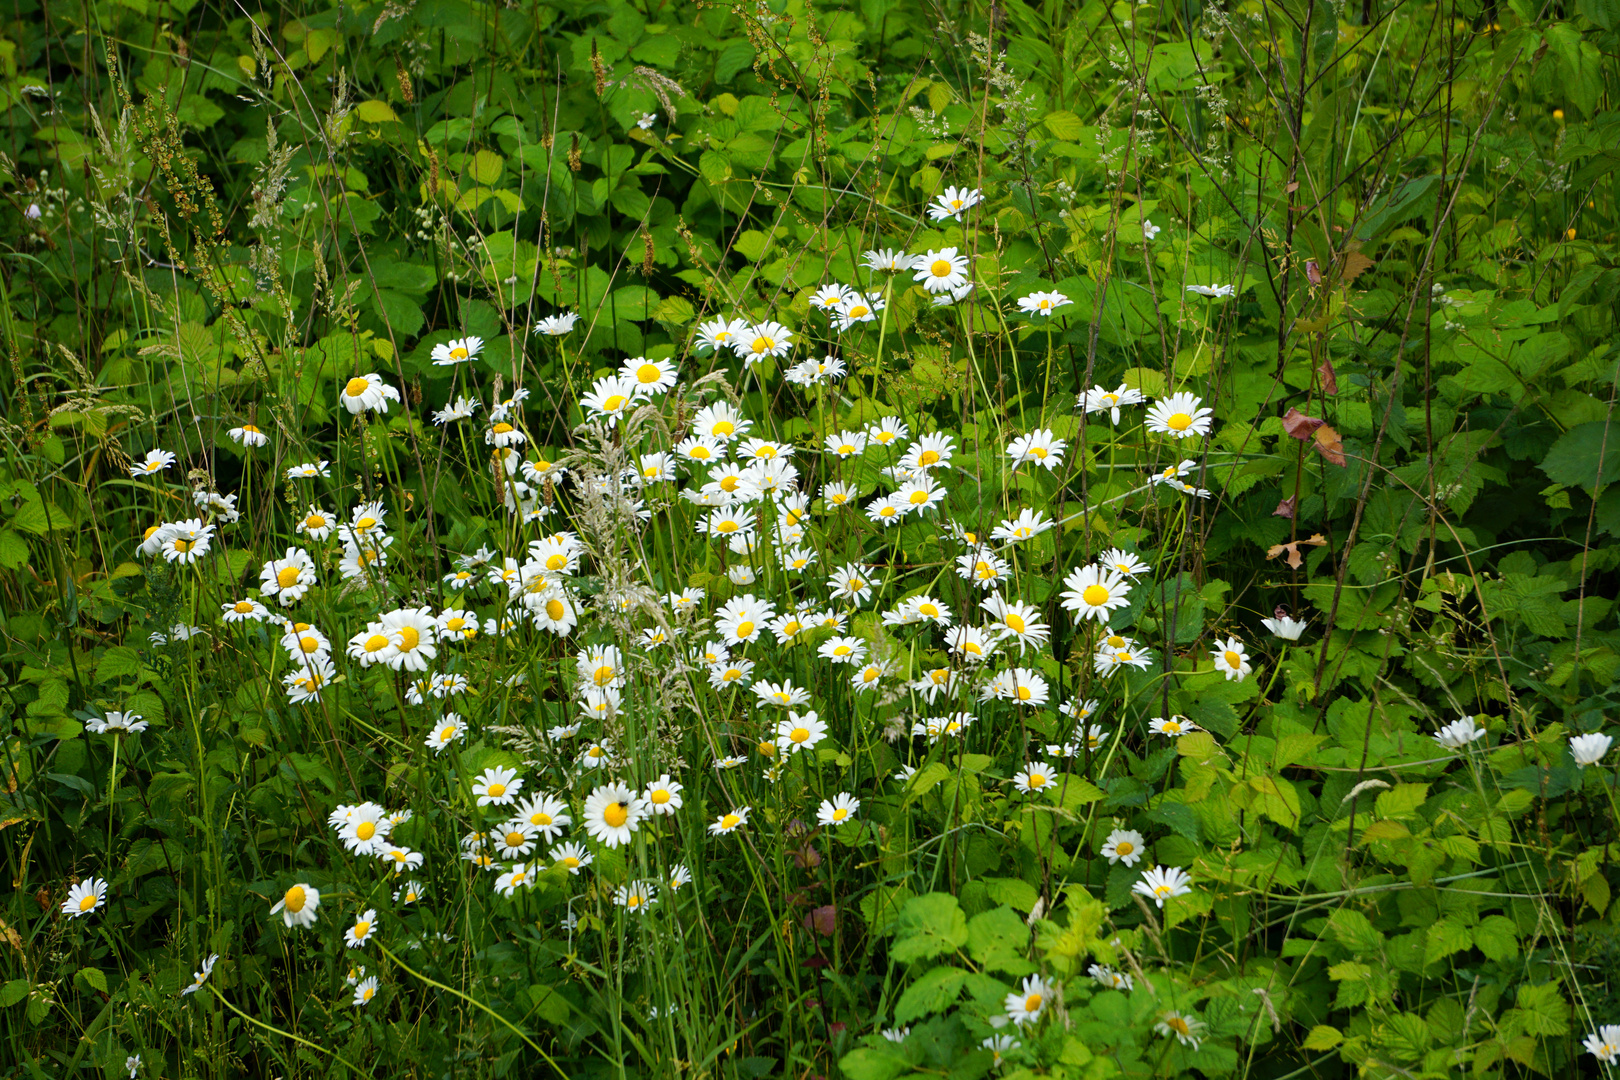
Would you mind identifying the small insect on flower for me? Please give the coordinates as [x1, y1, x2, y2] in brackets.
[62, 876, 108, 918]
[1433, 715, 1487, 749]
[1101, 828, 1146, 866]
[1211, 637, 1252, 681]
[129, 449, 177, 477]
[338, 373, 402, 415]
[177, 953, 220, 998]
[271, 883, 320, 928]
[817, 793, 860, 826]
[228, 424, 269, 447]
[1004, 975, 1057, 1026]
[1133, 865, 1193, 908]
[708, 806, 751, 835]
[582, 783, 645, 847]
[1145, 392, 1215, 439]
[1571, 733, 1613, 768]
[344, 909, 379, 948]
[431, 336, 483, 366]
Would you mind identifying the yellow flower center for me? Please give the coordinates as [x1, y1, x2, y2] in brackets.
[562, 856, 580, 868]
[736, 620, 755, 639]
[545, 553, 569, 571]
[451, 346, 468, 359]
[930, 259, 952, 277]
[1168, 1016, 1191, 1035]
[445, 617, 466, 632]
[1163, 721, 1181, 733]
[833, 808, 849, 821]
[1031, 446, 1048, 458]
[344, 377, 370, 397]
[781, 620, 802, 635]
[531, 811, 552, 825]
[1006, 614, 1026, 633]
[1167, 412, 1193, 432]
[1082, 584, 1109, 606]
[604, 803, 629, 828]
[965, 642, 983, 656]
[143, 525, 161, 539]
[493, 423, 514, 436]
[847, 305, 869, 318]
[546, 600, 566, 620]
[233, 601, 254, 613]
[719, 475, 740, 492]
[488, 782, 507, 798]
[879, 506, 897, 518]
[651, 789, 671, 804]
[751, 336, 773, 354]
[362, 987, 374, 1001]
[1106, 635, 1127, 648]
[284, 885, 307, 912]
[626, 893, 643, 907]
[276, 566, 302, 588]
[1225, 650, 1242, 668]
[79, 894, 97, 911]
[593, 665, 615, 685]
[721, 813, 740, 829]
[353, 920, 371, 938]
[1025, 993, 1043, 1012]
[689, 446, 712, 460]
[919, 450, 940, 465]
[300, 636, 320, 653]
[1116, 841, 1134, 855]
[438, 725, 457, 742]
[714, 420, 735, 436]
[505, 832, 525, 847]
[1017, 687, 1033, 701]
[306, 514, 327, 528]
[605, 394, 629, 412]
[789, 727, 810, 744]
[172, 539, 194, 553]
[635, 362, 662, 384]
[397, 626, 420, 651]
[364, 634, 390, 654]
[242, 424, 261, 433]
[758, 741, 776, 756]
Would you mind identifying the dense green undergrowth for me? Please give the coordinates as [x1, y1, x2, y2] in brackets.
[3, 0, 1620, 1077]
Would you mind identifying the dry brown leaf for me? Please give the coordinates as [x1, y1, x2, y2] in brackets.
[1267, 533, 1328, 569]
[1316, 356, 1338, 395]
[1282, 407, 1324, 440]
[1273, 496, 1297, 519]
[1340, 251, 1376, 285]
[1313, 423, 1347, 466]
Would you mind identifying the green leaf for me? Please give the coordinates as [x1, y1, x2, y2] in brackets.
[893, 965, 966, 1023]
[0, 530, 29, 570]
[356, 100, 398, 124]
[95, 646, 144, 685]
[1327, 908, 1385, 954]
[1043, 110, 1084, 140]
[837, 1048, 911, 1080]
[1473, 914, 1519, 962]
[306, 28, 335, 64]
[1149, 800, 1201, 843]
[374, 289, 426, 338]
[1543, 24, 1602, 114]
[965, 906, 1035, 975]
[0, 980, 28, 1008]
[75, 967, 107, 994]
[1540, 420, 1620, 492]
[891, 893, 967, 962]
[1302, 1025, 1343, 1050]
[1422, 917, 1472, 967]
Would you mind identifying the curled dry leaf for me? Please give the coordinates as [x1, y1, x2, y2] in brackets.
[1273, 495, 1297, 519]
[1267, 533, 1328, 569]
[1282, 407, 1324, 440]
[1316, 356, 1338, 394]
[1313, 424, 1346, 466]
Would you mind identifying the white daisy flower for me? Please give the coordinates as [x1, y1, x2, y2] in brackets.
[129, 449, 177, 477]
[1211, 637, 1252, 681]
[1059, 564, 1131, 622]
[228, 424, 269, 447]
[817, 793, 860, 826]
[344, 909, 379, 948]
[1101, 828, 1145, 866]
[431, 336, 483, 366]
[1003, 976, 1056, 1026]
[1133, 865, 1193, 907]
[270, 882, 320, 928]
[912, 248, 969, 294]
[707, 806, 751, 835]
[1144, 392, 1214, 439]
[62, 876, 108, 917]
[534, 311, 580, 335]
[582, 783, 645, 847]
[926, 185, 982, 221]
[338, 373, 401, 415]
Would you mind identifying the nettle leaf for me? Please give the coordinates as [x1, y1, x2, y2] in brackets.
[1539, 420, 1620, 491]
[893, 965, 966, 1023]
[890, 893, 967, 962]
[965, 906, 1035, 975]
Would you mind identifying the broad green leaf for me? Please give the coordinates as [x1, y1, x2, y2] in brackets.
[893, 965, 966, 1022]
[890, 893, 967, 962]
[1540, 420, 1620, 492]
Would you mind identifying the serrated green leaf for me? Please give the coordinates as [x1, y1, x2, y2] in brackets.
[893, 965, 966, 1023]
[891, 893, 967, 962]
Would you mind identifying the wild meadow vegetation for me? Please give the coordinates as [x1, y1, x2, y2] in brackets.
[4, 0, 1620, 1076]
